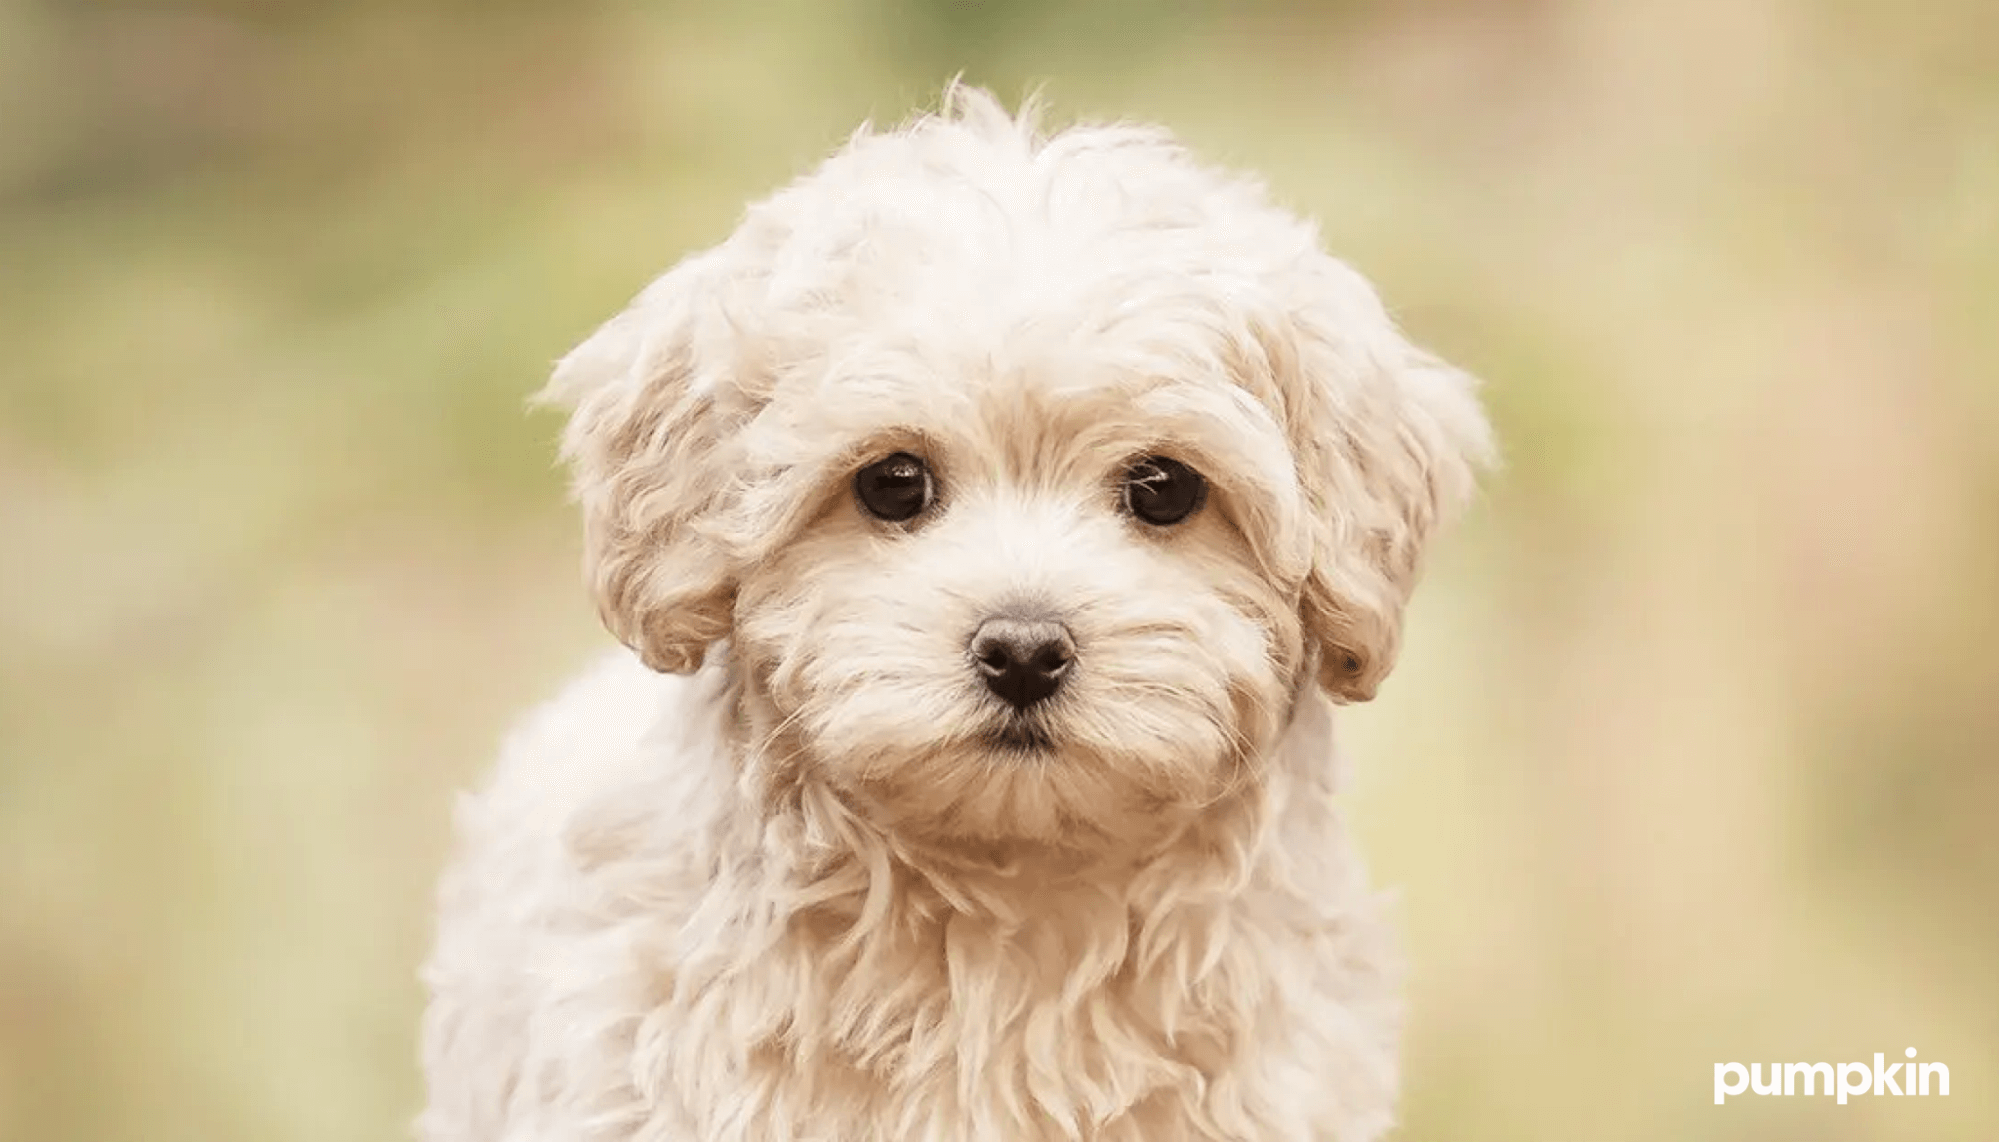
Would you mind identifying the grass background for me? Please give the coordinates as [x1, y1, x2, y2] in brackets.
[1, 1, 1995, 1138]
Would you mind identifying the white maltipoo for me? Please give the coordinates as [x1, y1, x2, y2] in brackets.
[419, 86, 1492, 1142]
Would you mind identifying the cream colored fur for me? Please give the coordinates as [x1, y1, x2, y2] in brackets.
[418, 86, 1493, 1142]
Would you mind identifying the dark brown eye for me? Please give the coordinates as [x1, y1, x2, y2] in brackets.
[1122, 455, 1206, 526]
[855, 452, 934, 522]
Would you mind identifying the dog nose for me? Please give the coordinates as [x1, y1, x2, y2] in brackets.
[970, 618, 1075, 710]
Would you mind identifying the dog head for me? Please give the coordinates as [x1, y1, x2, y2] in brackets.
[543, 88, 1492, 844]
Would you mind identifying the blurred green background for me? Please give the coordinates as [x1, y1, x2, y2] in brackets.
[2, 1, 1995, 1139]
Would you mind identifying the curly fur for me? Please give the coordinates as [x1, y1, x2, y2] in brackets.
[418, 85, 1493, 1141]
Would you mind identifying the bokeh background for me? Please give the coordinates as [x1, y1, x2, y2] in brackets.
[2, 1, 1995, 1138]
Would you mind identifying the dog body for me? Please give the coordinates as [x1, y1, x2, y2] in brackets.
[419, 88, 1490, 1141]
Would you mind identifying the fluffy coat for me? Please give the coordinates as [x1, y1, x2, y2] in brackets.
[419, 87, 1492, 1141]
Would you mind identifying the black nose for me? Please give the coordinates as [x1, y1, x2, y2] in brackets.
[970, 618, 1075, 710]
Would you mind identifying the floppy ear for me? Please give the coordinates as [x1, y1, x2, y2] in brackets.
[1273, 258, 1495, 702]
[538, 260, 740, 674]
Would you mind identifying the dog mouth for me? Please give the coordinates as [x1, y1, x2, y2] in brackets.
[985, 719, 1056, 756]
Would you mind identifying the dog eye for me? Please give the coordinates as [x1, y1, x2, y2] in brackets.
[854, 452, 935, 522]
[1121, 455, 1206, 526]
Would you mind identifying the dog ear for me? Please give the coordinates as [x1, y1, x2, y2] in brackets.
[538, 262, 740, 674]
[1272, 258, 1495, 702]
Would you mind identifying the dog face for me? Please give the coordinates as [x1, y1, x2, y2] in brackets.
[544, 89, 1492, 843]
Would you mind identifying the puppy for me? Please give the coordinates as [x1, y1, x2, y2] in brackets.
[418, 86, 1492, 1142]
